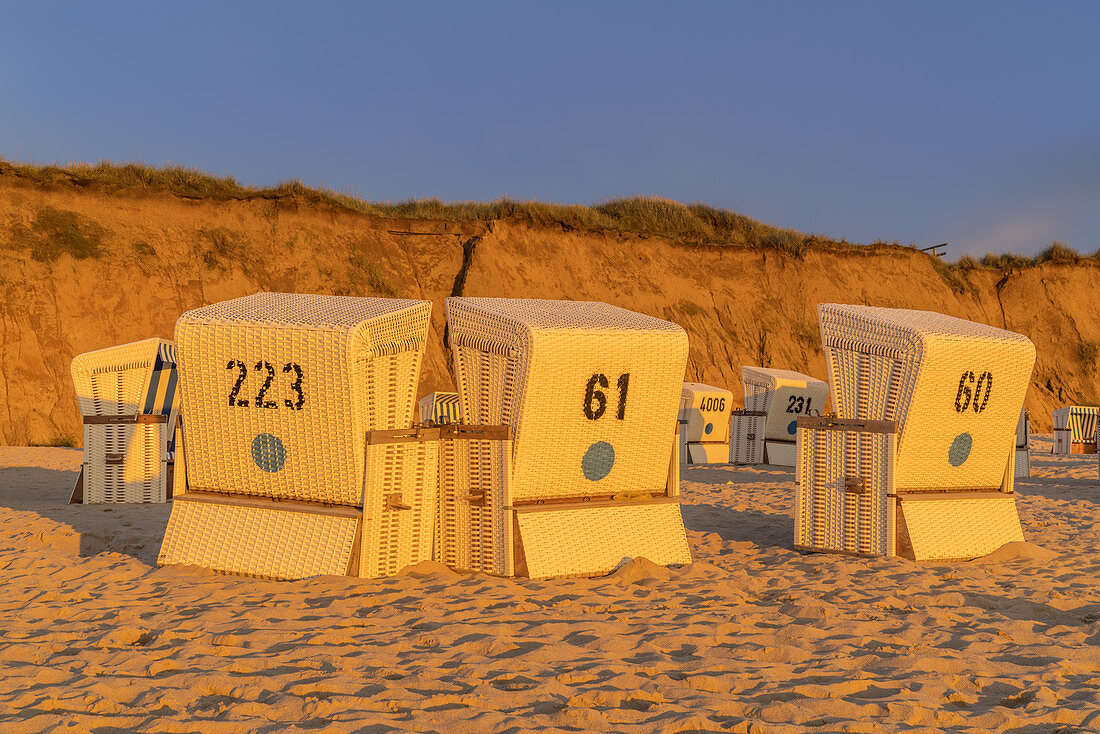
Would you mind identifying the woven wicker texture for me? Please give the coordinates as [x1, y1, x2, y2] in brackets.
[418, 392, 461, 424]
[895, 494, 1024, 561]
[729, 411, 766, 465]
[819, 304, 1035, 491]
[795, 424, 896, 556]
[175, 293, 430, 505]
[158, 497, 359, 579]
[1014, 407, 1030, 478]
[1052, 406, 1098, 444]
[71, 338, 179, 502]
[515, 501, 691, 579]
[361, 440, 439, 578]
[679, 383, 733, 443]
[446, 298, 687, 500]
[434, 437, 513, 576]
[741, 366, 829, 442]
[83, 421, 167, 503]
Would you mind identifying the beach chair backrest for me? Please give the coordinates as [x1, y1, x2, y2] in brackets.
[819, 304, 1035, 491]
[446, 298, 688, 501]
[680, 382, 733, 443]
[740, 366, 829, 441]
[175, 292, 431, 505]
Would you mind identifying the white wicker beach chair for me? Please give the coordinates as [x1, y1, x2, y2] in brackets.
[70, 338, 180, 503]
[679, 383, 733, 465]
[741, 366, 828, 466]
[158, 293, 434, 580]
[1014, 406, 1030, 478]
[419, 391, 461, 424]
[1051, 406, 1098, 454]
[443, 298, 692, 579]
[729, 410, 767, 465]
[796, 305, 1035, 561]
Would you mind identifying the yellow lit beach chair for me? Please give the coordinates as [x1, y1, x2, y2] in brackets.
[741, 366, 828, 466]
[442, 298, 692, 579]
[679, 382, 733, 465]
[70, 338, 180, 503]
[796, 305, 1035, 561]
[1052, 406, 1098, 454]
[158, 292, 434, 580]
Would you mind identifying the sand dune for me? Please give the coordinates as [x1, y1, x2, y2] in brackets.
[0, 435, 1096, 732]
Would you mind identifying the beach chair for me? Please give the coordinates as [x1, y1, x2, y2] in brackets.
[70, 338, 180, 503]
[442, 297, 692, 579]
[796, 305, 1035, 561]
[679, 383, 733, 465]
[1052, 406, 1098, 454]
[729, 409, 766, 465]
[740, 366, 828, 466]
[419, 391, 461, 424]
[158, 292, 434, 580]
[1014, 407, 1030, 478]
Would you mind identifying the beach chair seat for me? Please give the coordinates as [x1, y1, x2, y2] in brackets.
[1052, 406, 1097, 454]
[729, 409, 766, 465]
[796, 305, 1035, 561]
[158, 292, 434, 580]
[443, 297, 692, 578]
[741, 366, 828, 466]
[70, 338, 180, 503]
[419, 391, 461, 424]
[679, 383, 733, 465]
[1014, 406, 1030, 478]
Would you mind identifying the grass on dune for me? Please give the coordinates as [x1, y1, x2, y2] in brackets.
[1, 158, 1095, 270]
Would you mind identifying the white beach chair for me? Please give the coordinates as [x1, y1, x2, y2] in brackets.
[679, 382, 733, 465]
[740, 366, 828, 466]
[1014, 406, 1030, 478]
[442, 297, 692, 579]
[157, 292, 434, 580]
[419, 391, 461, 424]
[70, 338, 180, 503]
[796, 305, 1035, 561]
[729, 409, 766, 465]
[1051, 406, 1098, 454]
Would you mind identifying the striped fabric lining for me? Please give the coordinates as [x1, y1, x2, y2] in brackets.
[1055, 406, 1099, 443]
[143, 342, 180, 458]
[420, 392, 462, 424]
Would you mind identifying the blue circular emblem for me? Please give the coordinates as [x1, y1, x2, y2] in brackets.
[252, 433, 287, 472]
[787, 420, 798, 436]
[948, 433, 972, 467]
[582, 441, 615, 481]
[704, 422, 714, 435]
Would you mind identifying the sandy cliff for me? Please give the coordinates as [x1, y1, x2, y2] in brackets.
[2, 178, 1097, 444]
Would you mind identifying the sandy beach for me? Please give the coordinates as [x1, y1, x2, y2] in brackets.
[0, 435, 1096, 733]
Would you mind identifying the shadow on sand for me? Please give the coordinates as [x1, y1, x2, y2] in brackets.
[0, 456, 169, 565]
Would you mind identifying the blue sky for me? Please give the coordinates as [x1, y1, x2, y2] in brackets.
[2, 2, 1098, 257]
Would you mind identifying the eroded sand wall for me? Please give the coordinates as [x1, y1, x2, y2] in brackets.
[2, 180, 1097, 443]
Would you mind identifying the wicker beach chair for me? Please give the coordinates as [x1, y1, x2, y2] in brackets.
[157, 293, 434, 580]
[1051, 406, 1098, 454]
[70, 338, 180, 503]
[1014, 406, 1030, 478]
[419, 391, 461, 424]
[796, 305, 1035, 561]
[443, 298, 692, 579]
[729, 409, 766, 465]
[741, 366, 829, 466]
[679, 383, 733, 465]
